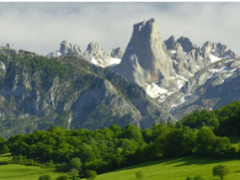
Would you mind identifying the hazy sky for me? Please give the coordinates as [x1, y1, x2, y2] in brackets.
[1, 2, 240, 55]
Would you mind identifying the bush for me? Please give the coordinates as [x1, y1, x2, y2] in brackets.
[85, 170, 97, 180]
[135, 171, 144, 179]
[212, 164, 230, 180]
[56, 175, 69, 180]
[38, 174, 51, 180]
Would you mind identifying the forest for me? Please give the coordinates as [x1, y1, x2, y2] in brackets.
[0, 100, 240, 179]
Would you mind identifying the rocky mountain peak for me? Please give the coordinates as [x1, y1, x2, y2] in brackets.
[173, 42, 183, 53]
[60, 40, 81, 54]
[112, 18, 173, 86]
[208, 42, 238, 59]
[201, 41, 212, 59]
[176, 36, 194, 52]
[46, 40, 82, 59]
[3, 43, 13, 49]
[86, 42, 101, 53]
[111, 47, 123, 59]
[165, 35, 176, 50]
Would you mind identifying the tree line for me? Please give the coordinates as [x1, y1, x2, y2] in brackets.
[0, 122, 238, 178]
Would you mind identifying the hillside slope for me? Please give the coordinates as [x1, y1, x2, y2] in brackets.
[0, 47, 175, 138]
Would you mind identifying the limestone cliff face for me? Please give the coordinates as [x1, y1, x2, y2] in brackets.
[112, 18, 173, 86]
[0, 47, 175, 138]
[111, 47, 123, 59]
[46, 40, 81, 58]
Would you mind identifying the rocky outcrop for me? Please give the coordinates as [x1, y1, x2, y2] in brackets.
[84, 42, 111, 60]
[111, 18, 173, 87]
[161, 58, 240, 119]
[164, 36, 175, 50]
[0, 49, 175, 138]
[201, 41, 212, 59]
[60, 40, 81, 54]
[46, 40, 82, 58]
[111, 47, 123, 59]
[175, 36, 195, 53]
[83, 42, 119, 67]
[3, 43, 13, 49]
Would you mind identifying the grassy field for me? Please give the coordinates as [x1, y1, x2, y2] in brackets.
[95, 156, 240, 180]
[1, 154, 240, 180]
[0, 154, 66, 180]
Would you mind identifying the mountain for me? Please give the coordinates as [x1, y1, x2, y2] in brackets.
[162, 58, 240, 119]
[45, 18, 240, 122]
[0, 45, 175, 138]
[108, 18, 239, 119]
[111, 18, 175, 89]
[47, 41, 122, 67]
[46, 40, 82, 58]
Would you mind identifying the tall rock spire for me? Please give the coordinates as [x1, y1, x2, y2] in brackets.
[111, 18, 173, 86]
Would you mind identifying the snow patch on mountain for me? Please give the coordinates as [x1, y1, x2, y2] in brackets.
[145, 83, 168, 98]
[209, 54, 222, 63]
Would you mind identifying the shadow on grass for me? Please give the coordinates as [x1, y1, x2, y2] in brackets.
[0, 154, 11, 158]
[112, 155, 239, 173]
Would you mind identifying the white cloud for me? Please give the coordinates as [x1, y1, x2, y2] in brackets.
[0, 2, 240, 55]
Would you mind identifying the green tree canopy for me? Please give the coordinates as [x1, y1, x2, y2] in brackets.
[85, 170, 97, 180]
[38, 174, 51, 180]
[212, 164, 230, 180]
[56, 175, 69, 180]
[69, 157, 82, 171]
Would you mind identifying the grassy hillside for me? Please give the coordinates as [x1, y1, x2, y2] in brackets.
[1, 153, 240, 180]
[94, 156, 240, 180]
[0, 154, 66, 180]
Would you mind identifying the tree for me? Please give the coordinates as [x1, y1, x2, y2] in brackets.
[196, 127, 215, 156]
[135, 171, 144, 180]
[69, 157, 82, 171]
[0, 137, 9, 154]
[38, 174, 51, 180]
[69, 168, 79, 178]
[176, 121, 183, 129]
[212, 164, 230, 180]
[185, 177, 192, 180]
[122, 124, 143, 143]
[85, 170, 97, 180]
[56, 175, 69, 180]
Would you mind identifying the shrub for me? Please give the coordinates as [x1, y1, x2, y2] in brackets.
[56, 175, 69, 180]
[135, 171, 144, 180]
[38, 174, 51, 180]
[85, 170, 97, 180]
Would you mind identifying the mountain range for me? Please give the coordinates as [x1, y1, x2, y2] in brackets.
[1, 18, 239, 137]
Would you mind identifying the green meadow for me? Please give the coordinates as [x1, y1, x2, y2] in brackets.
[0, 154, 66, 180]
[1, 153, 240, 180]
[95, 156, 240, 180]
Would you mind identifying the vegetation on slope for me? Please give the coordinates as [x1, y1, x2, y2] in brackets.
[181, 100, 240, 136]
[0, 122, 238, 179]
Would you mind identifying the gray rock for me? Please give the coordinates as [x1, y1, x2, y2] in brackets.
[3, 43, 13, 49]
[60, 40, 82, 54]
[46, 40, 82, 58]
[164, 35, 175, 50]
[175, 36, 194, 53]
[86, 42, 100, 53]
[111, 47, 123, 59]
[201, 41, 212, 59]
[161, 58, 240, 119]
[0, 49, 176, 138]
[111, 18, 173, 87]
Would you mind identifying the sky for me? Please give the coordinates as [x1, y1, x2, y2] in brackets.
[1, 2, 240, 55]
